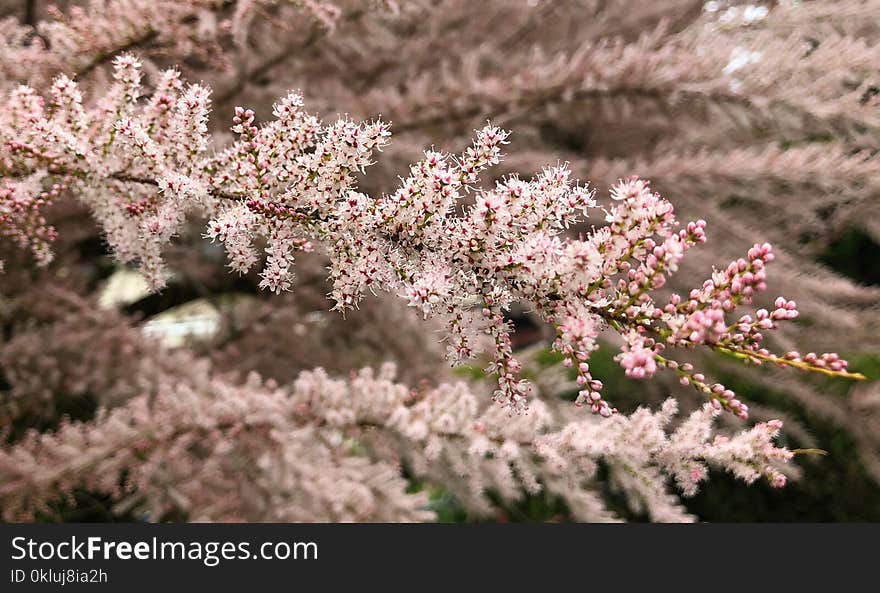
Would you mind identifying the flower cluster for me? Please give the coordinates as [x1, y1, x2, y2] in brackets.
[1, 55, 863, 421]
[1, 1, 221, 90]
[0, 175, 59, 269]
[0, 1, 350, 92]
[1, 55, 219, 287]
[0, 356, 793, 523]
[0, 372, 432, 523]
[207, 120, 861, 416]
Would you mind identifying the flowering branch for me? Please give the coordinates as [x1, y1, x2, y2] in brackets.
[0, 53, 864, 425]
[0, 361, 793, 523]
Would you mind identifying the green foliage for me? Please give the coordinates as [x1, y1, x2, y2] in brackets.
[818, 226, 880, 286]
